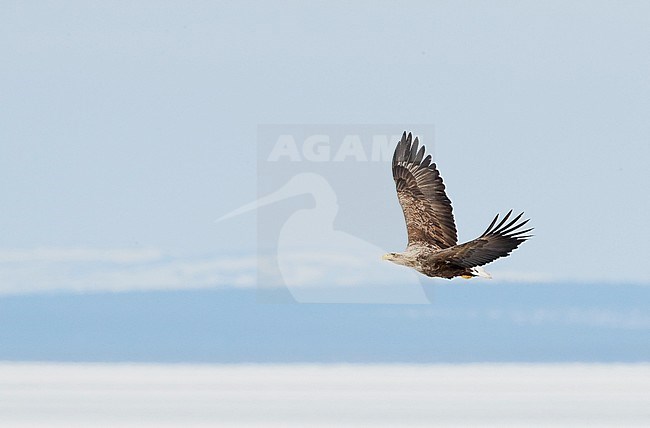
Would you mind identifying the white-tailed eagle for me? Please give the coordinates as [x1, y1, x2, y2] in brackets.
[383, 132, 532, 279]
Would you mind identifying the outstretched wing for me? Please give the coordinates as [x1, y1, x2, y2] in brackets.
[392, 131, 457, 249]
[434, 210, 533, 267]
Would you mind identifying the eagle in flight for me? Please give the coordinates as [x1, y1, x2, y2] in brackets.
[383, 132, 532, 279]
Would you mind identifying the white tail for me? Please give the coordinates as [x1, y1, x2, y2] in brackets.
[471, 266, 492, 279]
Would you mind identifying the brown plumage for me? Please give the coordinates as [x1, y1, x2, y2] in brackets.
[383, 132, 532, 279]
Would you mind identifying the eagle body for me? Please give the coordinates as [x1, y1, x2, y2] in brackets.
[384, 244, 490, 279]
[383, 132, 532, 280]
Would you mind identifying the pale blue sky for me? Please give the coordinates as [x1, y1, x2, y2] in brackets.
[1, 1, 649, 292]
[1, 1, 650, 363]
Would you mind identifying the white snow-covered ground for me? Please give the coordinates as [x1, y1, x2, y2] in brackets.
[1, 363, 649, 427]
